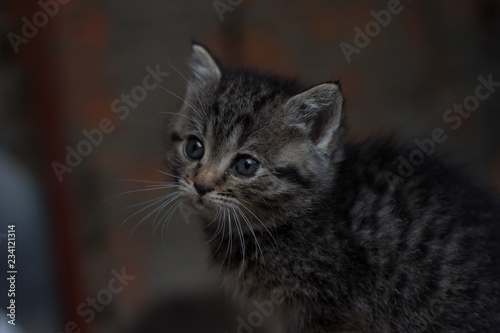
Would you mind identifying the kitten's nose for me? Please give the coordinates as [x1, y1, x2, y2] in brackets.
[194, 182, 214, 196]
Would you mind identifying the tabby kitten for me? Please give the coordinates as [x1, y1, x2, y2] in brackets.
[164, 43, 500, 332]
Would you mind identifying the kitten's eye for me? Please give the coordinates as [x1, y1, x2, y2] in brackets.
[184, 137, 204, 160]
[234, 156, 259, 176]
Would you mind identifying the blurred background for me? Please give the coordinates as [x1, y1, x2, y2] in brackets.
[0, 0, 499, 332]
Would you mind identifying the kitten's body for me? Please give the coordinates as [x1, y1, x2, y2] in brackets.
[165, 44, 500, 332]
[211, 141, 500, 332]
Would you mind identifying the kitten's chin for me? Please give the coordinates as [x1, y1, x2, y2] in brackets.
[192, 196, 210, 211]
[188, 197, 219, 224]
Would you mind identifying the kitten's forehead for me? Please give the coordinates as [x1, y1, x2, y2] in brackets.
[215, 69, 303, 112]
[203, 110, 263, 162]
[203, 69, 305, 145]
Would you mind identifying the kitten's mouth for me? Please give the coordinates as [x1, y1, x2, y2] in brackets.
[193, 196, 210, 210]
[191, 195, 233, 213]
[191, 196, 222, 213]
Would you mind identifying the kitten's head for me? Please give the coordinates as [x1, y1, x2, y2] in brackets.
[165, 44, 344, 230]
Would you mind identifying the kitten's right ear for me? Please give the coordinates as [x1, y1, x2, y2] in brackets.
[189, 43, 222, 83]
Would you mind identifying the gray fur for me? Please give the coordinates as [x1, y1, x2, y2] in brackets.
[164, 44, 500, 332]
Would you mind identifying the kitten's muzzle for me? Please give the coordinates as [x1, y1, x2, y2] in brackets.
[194, 182, 214, 196]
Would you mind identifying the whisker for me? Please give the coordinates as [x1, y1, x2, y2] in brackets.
[160, 198, 184, 243]
[203, 207, 221, 229]
[119, 191, 178, 229]
[113, 185, 179, 198]
[236, 206, 265, 267]
[202, 209, 223, 245]
[209, 215, 225, 245]
[159, 111, 198, 123]
[143, 183, 180, 188]
[167, 61, 191, 85]
[157, 84, 203, 120]
[130, 193, 180, 237]
[167, 62, 207, 116]
[239, 198, 281, 257]
[214, 209, 228, 275]
[152, 193, 181, 233]
[225, 209, 233, 267]
[140, 165, 183, 180]
[233, 207, 246, 276]
[117, 178, 174, 185]
[117, 194, 175, 215]
[161, 110, 204, 131]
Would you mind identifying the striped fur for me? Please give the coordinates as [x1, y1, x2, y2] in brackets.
[164, 44, 500, 332]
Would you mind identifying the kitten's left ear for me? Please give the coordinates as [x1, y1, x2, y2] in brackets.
[285, 82, 343, 151]
[189, 43, 222, 83]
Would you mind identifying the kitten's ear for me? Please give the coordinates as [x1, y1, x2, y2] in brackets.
[189, 43, 222, 83]
[285, 82, 343, 151]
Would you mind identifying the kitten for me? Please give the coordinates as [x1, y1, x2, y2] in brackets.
[164, 43, 500, 332]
